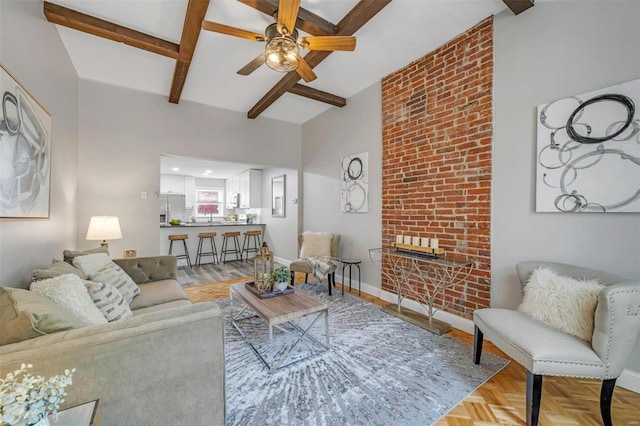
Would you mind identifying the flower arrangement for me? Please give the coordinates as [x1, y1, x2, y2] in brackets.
[0, 364, 75, 426]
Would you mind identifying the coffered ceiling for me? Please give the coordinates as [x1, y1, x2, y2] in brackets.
[45, 0, 512, 124]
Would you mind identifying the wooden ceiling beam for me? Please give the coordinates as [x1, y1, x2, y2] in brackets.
[288, 84, 346, 107]
[247, 0, 391, 119]
[502, 0, 534, 15]
[169, 0, 211, 104]
[43, 1, 180, 59]
[237, 0, 337, 36]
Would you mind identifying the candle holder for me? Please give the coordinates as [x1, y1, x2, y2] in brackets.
[253, 242, 274, 293]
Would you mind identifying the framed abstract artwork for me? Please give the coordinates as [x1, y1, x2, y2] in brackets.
[0, 65, 52, 218]
[340, 151, 368, 213]
[536, 78, 640, 212]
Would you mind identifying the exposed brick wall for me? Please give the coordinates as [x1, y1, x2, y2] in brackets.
[381, 17, 493, 319]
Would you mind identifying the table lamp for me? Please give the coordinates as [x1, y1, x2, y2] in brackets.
[86, 216, 122, 247]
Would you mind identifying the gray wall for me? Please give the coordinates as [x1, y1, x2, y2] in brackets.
[77, 80, 301, 260]
[301, 82, 382, 289]
[0, 0, 79, 288]
[492, 2, 640, 371]
[260, 167, 299, 261]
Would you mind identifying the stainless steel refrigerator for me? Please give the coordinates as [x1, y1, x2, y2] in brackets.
[160, 194, 186, 224]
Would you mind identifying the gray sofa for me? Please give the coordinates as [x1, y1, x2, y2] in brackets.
[0, 255, 225, 426]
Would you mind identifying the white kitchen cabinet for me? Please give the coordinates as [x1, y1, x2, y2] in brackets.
[184, 176, 195, 209]
[225, 175, 240, 209]
[160, 174, 185, 194]
[239, 169, 262, 208]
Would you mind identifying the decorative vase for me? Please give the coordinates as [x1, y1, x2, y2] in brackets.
[273, 281, 288, 292]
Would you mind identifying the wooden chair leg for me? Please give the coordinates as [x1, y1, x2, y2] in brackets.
[473, 326, 483, 365]
[526, 371, 542, 426]
[600, 378, 616, 426]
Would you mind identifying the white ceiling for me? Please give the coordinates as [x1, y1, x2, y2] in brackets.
[160, 155, 264, 179]
[49, 0, 507, 124]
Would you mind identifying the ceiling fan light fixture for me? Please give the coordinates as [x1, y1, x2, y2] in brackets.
[265, 35, 299, 73]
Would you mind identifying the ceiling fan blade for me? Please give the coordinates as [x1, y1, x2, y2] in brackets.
[237, 53, 266, 76]
[296, 57, 317, 83]
[202, 21, 265, 42]
[301, 36, 356, 51]
[277, 0, 300, 36]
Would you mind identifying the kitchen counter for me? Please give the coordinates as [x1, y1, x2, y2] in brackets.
[160, 222, 262, 228]
[160, 223, 266, 263]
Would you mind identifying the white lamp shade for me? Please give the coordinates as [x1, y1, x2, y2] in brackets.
[86, 216, 122, 241]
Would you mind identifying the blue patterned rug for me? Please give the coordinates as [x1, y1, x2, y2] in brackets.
[220, 283, 508, 426]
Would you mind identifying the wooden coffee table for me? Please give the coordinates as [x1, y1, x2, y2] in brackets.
[229, 283, 329, 371]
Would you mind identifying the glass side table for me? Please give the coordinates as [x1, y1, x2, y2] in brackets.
[49, 399, 99, 425]
[340, 258, 362, 295]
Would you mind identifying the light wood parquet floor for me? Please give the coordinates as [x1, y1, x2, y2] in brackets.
[185, 273, 640, 426]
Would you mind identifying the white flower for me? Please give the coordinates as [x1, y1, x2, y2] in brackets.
[0, 365, 75, 426]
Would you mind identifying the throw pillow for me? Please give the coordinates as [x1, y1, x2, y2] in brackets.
[300, 232, 332, 258]
[518, 267, 604, 342]
[33, 260, 88, 281]
[30, 274, 107, 325]
[73, 253, 141, 303]
[63, 245, 109, 265]
[84, 280, 133, 322]
[0, 287, 87, 345]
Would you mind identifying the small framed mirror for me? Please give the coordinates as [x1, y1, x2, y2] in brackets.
[271, 175, 286, 218]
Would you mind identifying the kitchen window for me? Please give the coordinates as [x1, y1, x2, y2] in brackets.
[195, 189, 224, 218]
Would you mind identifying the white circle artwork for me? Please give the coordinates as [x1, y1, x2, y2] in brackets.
[341, 152, 368, 213]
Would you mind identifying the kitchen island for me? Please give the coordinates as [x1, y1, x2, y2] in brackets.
[160, 222, 266, 265]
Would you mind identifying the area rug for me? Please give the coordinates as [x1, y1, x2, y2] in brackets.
[219, 282, 508, 426]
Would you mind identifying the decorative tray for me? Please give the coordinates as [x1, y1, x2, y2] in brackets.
[392, 242, 445, 257]
[244, 282, 294, 299]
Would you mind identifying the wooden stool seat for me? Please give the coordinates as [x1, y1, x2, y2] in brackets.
[221, 231, 242, 264]
[168, 234, 191, 268]
[241, 230, 262, 262]
[196, 232, 218, 266]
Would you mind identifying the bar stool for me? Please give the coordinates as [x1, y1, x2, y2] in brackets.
[195, 231, 219, 266]
[241, 230, 262, 262]
[168, 234, 192, 268]
[220, 231, 242, 264]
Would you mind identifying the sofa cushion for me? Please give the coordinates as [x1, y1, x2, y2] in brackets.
[84, 281, 133, 322]
[518, 267, 604, 342]
[129, 280, 190, 311]
[0, 287, 86, 345]
[30, 274, 107, 325]
[73, 253, 141, 303]
[33, 260, 88, 281]
[63, 245, 109, 264]
[132, 300, 193, 316]
[300, 232, 332, 258]
[113, 256, 177, 283]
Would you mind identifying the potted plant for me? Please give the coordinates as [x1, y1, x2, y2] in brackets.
[270, 267, 290, 292]
[0, 364, 75, 426]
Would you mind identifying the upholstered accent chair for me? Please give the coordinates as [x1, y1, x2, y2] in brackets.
[473, 261, 640, 426]
[289, 233, 340, 294]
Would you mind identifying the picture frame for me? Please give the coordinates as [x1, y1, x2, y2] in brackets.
[0, 64, 52, 218]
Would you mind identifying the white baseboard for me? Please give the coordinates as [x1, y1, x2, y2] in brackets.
[618, 369, 640, 394]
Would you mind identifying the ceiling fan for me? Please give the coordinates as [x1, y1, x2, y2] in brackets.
[201, 0, 356, 83]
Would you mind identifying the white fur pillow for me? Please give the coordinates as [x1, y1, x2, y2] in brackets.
[300, 232, 332, 258]
[30, 274, 107, 325]
[518, 267, 603, 342]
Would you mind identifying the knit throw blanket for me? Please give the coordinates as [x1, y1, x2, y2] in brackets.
[302, 256, 338, 281]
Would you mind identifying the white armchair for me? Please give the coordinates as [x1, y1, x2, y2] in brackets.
[289, 233, 340, 295]
[473, 261, 640, 426]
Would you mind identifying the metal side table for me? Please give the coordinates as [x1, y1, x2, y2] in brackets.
[340, 258, 362, 295]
